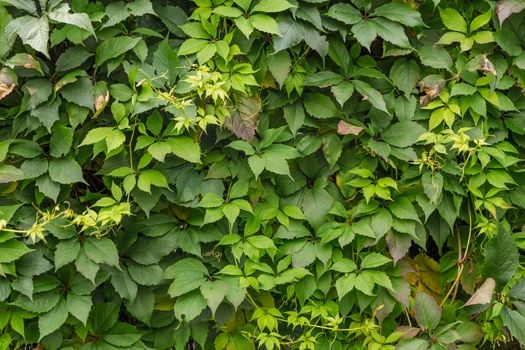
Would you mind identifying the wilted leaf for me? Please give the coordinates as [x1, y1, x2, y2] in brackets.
[464, 278, 496, 306]
[419, 75, 446, 107]
[0, 68, 17, 100]
[496, 0, 525, 25]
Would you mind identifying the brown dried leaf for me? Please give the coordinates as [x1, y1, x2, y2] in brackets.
[464, 278, 496, 307]
[337, 120, 364, 136]
[225, 94, 261, 143]
[496, 0, 525, 25]
[94, 82, 110, 117]
[0, 68, 17, 100]
[419, 75, 445, 107]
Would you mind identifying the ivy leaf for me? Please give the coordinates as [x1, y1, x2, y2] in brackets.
[56, 46, 93, 72]
[48, 3, 95, 37]
[304, 93, 338, 119]
[83, 238, 120, 268]
[7, 16, 50, 58]
[382, 121, 425, 148]
[302, 187, 335, 229]
[95, 36, 141, 68]
[0, 165, 25, 184]
[67, 293, 92, 325]
[2, 0, 37, 14]
[371, 18, 412, 49]
[200, 280, 229, 315]
[390, 59, 421, 96]
[353, 80, 390, 115]
[373, 3, 425, 27]
[326, 3, 361, 25]
[23, 79, 52, 110]
[501, 307, 525, 345]
[251, 0, 294, 13]
[418, 46, 452, 70]
[439, 8, 467, 33]
[38, 298, 68, 340]
[413, 291, 441, 331]
[483, 228, 518, 289]
[104, 322, 143, 347]
[48, 157, 85, 184]
[267, 51, 291, 87]
[250, 14, 280, 35]
[166, 136, 201, 163]
[54, 239, 81, 270]
[174, 290, 207, 321]
[0, 240, 32, 263]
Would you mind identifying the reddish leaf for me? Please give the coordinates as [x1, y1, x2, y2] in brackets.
[337, 120, 364, 136]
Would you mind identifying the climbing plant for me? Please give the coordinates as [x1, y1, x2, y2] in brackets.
[1, 0, 525, 349]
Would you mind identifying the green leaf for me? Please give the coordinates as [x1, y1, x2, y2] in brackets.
[111, 268, 138, 301]
[178, 38, 209, 56]
[39, 298, 68, 340]
[2, 0, 37, 14]
[470, 10, 492, 32]
[104, 322, 142, 347]
[304, 93, 338, 119]
[83, 238, 120, 268]
[389, 197, 420, 222]
[200, 280, 229, 315]
[282, 102, 305, 136]
[23, 78, 52, 110]
[166, 136, 201, 163]
[390, 59, 421, 95]
[382, 121, 425, 148]
[483, 229, 518, 289]
[128, 0, 155, 16]
[422, 172, 443, 204]
[214, 6, 243, 17]
[302, 187, 335, 229]
[418, 46, 452, 70]
[371, 208, 393, 240]
[95, 36, 141, 68]
[127, 262, 163, 286]
[352, 80, 390, 115]
[251, 0, 294, 13]
[54, 239, 81, 270]
[8, 16, 50, 58]
[267, 50, 291, 87]
[101, 2, 129, 28]
[67, 293, 92, 325]
[48, 3, 95, 37]
[439, 8, 467, 33]
[370, 18, 411, 49]
[174, 290, 207, 321]
[0, 165, 25, 184]
[50, 124, 73, 158]
[48, 157, 85, 184]
[326, 3, 361, 25]
[414, 292, 441, 331]
[0, 240, 32, 263]
[501, 307, 525, 345]
[60, 77, 94, 110]
[360, 253, 391, 269]
[373, 3, 425, 27]
[250, 14, 280, 35]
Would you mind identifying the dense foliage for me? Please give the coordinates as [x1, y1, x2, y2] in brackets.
[1, 0, 525, 348]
